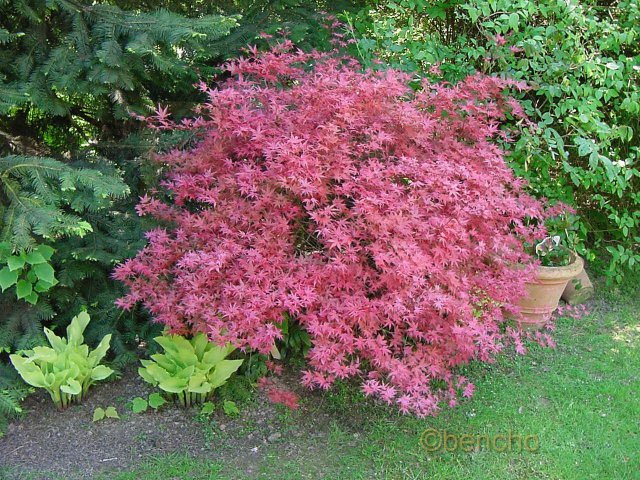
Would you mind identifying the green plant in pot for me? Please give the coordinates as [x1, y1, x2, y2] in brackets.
[139, 332, 243, 407]
[518, 234, 584, 329]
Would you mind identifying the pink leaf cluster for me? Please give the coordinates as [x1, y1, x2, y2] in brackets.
[115, 41, 550, 417]
[258, 377, 300, 410]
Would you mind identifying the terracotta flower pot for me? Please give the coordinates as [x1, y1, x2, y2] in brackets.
[561, 266, 594, 305]
[517, 254, 584, 330]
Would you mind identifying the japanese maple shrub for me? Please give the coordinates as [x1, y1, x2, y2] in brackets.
[115, 41, 550, 417]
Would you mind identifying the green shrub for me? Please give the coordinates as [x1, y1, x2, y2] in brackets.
[351, 0, 640, 279]
[9, 311, 113, 408]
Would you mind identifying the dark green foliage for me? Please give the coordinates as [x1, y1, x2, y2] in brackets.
[217, 375, 254, 405]
[0, 155, 129, 250]
[113, 0, 366, 56]
[0, 363, 30, 436]
[0, 0, 238, 152]
[276, 313, 311, 361]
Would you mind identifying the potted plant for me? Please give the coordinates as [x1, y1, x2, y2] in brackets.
[517, 235, 584, 329]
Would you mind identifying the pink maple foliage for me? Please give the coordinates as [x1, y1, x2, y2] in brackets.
[114, 40, 551, 417]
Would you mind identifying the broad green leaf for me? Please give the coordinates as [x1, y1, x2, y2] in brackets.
[209, 359, 243, 389]
[105, 406, 119, 419]
[35, 245, 55, 260]
[93, 407, 106, 422]
[34, 279, 54, 293]
[148, 392, 166, 409]
[24, 291, 38, 305]
[25, 251, 46, 265]
[33, 263, 56, 283]
[188, 372, 212, 394]
[90, 365, 113, 381]
[149, 353, 176, 372]
[202, 343, 235, 366]
[142, 363, 172, 383]
[508, 12, 519, 29]
[158, 376, 189, 394]
[138, 365, 159, 385]
[6, 255, 25, 271]
[200, 402, 215, 415]
[67, 311, 90, 345]
[188, 380, 212, 394]
[131, 397, 148, 413]
[61, 379, 82, 395]
[31, 346, 57, 363]
[176, 365, 195, 380]
[15, 280, 32, 300]
[0, 267, 19, 291]
[10, 355, 47, 388]
[193, 333, 209, 359]
[44, 372, 56, 388]
[26, 269, 37, 283]
[176, 346, 199, 368]
[88, 334, 112, 366]
[154, 335, 183, 355]
[223, 400, 239, 417]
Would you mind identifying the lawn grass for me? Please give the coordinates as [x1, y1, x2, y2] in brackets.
[9, 279, 639, 480]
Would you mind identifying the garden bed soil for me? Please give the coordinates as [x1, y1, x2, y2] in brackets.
[0, 369, 356, 479]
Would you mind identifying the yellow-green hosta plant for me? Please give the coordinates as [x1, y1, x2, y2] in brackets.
[10, 312, 113, 408]
[139, 333, 243, 407]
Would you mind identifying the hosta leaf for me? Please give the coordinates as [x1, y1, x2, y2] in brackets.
[188, 380, 213, 394]
[193, 333, 209, 359]
[138, 365, 159, 385]
[176, 346, 199, 368]
[187, 372, 212, 394]
[43, 327, 67, 351]
[90, 365, 113, 381]
[158, 376, 188, 394]
[149, 353, 176, 372]
[60, 379, 82, 395]
[209, 359, 243, 389]
[44, 372, 56, 387]
[67, 311, 90, 345]
[88, 334, 112, 366]
[10, 355, 47, 387]
[154, 335, 184, 356]
[31, 346, 57, 363]
[202, 343, 236, 367]
[142, 363, 172, 383]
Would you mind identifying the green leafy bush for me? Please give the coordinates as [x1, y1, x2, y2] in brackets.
[9, 311, 113, 408]
[0, 243, 56, 304]
[351, 0, 640, 279]
[139, 333, 243, 406]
